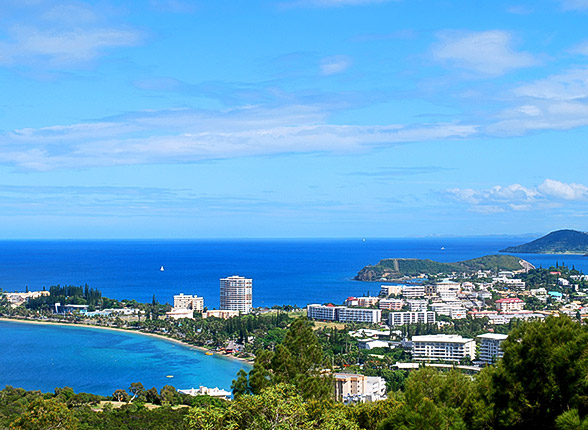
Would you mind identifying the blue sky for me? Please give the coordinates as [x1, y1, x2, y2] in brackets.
[1, 0, 588, 239]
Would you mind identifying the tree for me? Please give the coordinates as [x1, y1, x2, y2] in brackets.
[491, 316, 588, 429]
[9, 397, 78, 430]
[129, 382, 145, 402]
[236, 317, 333, 401]
[112, 389, 129, 402]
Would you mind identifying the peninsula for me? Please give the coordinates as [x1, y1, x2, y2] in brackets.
[355, 254, 530, 281]
[500, 229, 588, 254]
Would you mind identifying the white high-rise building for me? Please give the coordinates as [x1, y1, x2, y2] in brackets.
[477, 333, 508, 364]
[220, 275, 252, 313]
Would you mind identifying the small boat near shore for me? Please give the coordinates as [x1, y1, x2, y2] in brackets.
[205, 351, 213, 356]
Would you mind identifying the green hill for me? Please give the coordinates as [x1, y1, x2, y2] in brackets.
[355, 254, 528, 281]
[500, 229, 588, 254]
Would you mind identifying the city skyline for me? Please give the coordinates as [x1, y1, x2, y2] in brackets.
[1, 1, 588, 239]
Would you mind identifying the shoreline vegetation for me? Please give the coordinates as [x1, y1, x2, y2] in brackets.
[0, 316, 254, 365]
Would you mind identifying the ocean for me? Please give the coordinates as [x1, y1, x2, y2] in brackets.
[2, 237, 580, 308]
[1, 237, 585, 395]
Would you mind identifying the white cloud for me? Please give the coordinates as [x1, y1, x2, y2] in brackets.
[538, 178, 588, 200]
[488, 68, 588, 135]
[320, 56, 352, 75]
[0, 106, 477, 170]
[433, 30, 537, 76]
[447, 179, 588, 212]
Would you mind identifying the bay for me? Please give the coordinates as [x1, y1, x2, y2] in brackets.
[0, 320, 250, 396]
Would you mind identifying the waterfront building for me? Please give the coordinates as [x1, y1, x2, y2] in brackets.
[334, 373, 387, 403]
[389, 311, 436, 326]
[202, 309, 240, 319]
[166, 308, 195, 320]
[220, 275, 252, 313]
[477, 333, 508, 364]
[412, 334, 476, 362]
[495, 298, 525, 312]
[307, 304, 339, 321]
[173, 293, 204, 312]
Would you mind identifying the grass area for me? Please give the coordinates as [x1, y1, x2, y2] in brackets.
[311, 320, 346, 330]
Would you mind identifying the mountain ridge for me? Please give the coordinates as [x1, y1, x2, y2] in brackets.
[500, 229, 588, 254]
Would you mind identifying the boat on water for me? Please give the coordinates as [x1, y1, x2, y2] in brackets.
[166, 375, 174, 378]
[160, 266, 165, 272]
[205, 351, 213, 356]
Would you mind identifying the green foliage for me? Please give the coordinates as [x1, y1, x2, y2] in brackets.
[235, 317, 333, 402]
[491, 316, 588, 429]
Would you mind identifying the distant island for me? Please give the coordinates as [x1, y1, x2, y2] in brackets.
[500, 229, 588, 254]
[355, 254, 530, 281]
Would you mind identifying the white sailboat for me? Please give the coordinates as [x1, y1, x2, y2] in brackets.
[160, 265, 165, 272]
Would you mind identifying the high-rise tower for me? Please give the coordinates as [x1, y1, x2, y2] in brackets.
[220, 275, 252, 313]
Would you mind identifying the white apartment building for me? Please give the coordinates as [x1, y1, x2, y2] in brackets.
[406, 299, 428, 311]
[220, 275, 252, 313]
[173, 293, 204, 312]
[389, 311, 436, 326]
[334, 373, 387, 403]
[307, 304, 381, 324]
[307, 304, 339, 321]
[412, 334, 476, 362]
[477, 333, 508, 364]
[402, 285, 426, 298]
[337, 307, 381, 324]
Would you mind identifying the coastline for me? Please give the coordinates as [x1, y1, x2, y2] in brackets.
[0, 317, 253, 366]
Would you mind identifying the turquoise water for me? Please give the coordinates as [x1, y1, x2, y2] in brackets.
[0, 320, 250, 396]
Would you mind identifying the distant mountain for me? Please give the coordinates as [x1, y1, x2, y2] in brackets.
[500, 229, 588, 254]
[355, 254, 528, 281]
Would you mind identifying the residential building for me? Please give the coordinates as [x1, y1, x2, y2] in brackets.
[406, 299, 427, 311]
[495, 298, 525, 312]
[173, 293, 204, 312]
[220, 275, 252, 313]
[412, 334, 476, 362]
[307, 304, 381, 324]
[345, 296, 380, 307]
[401, 285, 426, 298]
[477, 333, 508, 364]
[389, 311, 436, 326]
[337, 307, 381, 324]
[166, 308, 195, 320]
[307, 304, 339, 321]
[334, 373, 387, 403]
[202, 309, 240, 319]
[380, 285, 402, 297]
[379, 298, 403, 310]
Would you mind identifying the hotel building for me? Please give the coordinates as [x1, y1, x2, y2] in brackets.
[220, 275, 252, 313]
[411, 334, 476, 362]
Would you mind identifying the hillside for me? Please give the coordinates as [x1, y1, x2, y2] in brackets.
[355, 254, 528, 281]
[500, 229, 588, 254]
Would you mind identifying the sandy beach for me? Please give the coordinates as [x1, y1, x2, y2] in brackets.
[0, 317, 253, 365]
